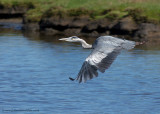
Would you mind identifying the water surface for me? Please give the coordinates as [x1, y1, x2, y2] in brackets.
[0, 27, 160, 114]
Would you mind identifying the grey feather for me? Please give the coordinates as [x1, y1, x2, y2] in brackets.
[76, 61, 98, 83]
[75, 36, 136, 83]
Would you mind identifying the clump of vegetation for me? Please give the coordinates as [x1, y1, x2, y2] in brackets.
[0, 0, 160, 23]
[105, 10, 128, 20]
[0, 0, 34, 8]
[25, 8, 44, 22]
[127, 8, 148, 23]
[42, 7, 93, 18]
[68, 8, 93, 16]
[42, 7, 67, 18]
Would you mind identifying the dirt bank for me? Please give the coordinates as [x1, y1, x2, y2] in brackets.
[1, 7, 160, 42]
[0, 6, 28, 18]
[23, 16, 160, 42]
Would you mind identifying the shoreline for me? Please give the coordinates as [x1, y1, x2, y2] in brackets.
[0, 6, 160, 43]
[0, 18, 22, 23]
[23, 15, 160, 43]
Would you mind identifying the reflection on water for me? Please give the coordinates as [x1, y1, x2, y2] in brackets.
[0, 27, 160, 114]
[22, 30, 160, 50]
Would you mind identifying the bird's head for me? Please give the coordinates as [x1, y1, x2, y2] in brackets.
[59, 36, 81, 42]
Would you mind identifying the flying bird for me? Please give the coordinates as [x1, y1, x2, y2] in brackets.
[59, 36, 136, 83]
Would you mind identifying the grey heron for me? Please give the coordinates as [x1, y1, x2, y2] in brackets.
[59, 36, 137, 83]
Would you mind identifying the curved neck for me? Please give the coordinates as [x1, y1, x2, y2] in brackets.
[79, 39, 92, 49]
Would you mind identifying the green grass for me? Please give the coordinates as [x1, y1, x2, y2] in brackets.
[0, 0, 160, 23]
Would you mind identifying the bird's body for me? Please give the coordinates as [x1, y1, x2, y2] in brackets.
[59, 36, 136, 83]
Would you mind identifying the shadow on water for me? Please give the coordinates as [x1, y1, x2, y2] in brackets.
[23, 31, 160, 50]
[0, 21, 160, 50]
[22, 31, 96, 45]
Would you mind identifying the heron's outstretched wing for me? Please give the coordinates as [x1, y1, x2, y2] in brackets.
[75, 36, 136, 83]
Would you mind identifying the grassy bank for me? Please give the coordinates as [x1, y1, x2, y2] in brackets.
[0, 0, 160, 23]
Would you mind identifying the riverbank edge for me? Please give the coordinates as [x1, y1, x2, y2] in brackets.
[0, 7, 160, 42]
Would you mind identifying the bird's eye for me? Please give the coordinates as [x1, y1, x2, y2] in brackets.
[72, 36, 77, 39]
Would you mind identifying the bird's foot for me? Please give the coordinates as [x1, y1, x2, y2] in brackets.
[69, 77, 75, 81]
[136, 41, 146, 45]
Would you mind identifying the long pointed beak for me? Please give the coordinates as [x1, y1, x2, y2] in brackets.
[59, 37, 73, 42]
[59, 38, 68, 41]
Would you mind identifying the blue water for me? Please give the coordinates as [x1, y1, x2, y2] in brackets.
[0, 28, 160, 114]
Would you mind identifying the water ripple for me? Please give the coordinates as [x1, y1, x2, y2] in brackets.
[0, 29, 160, 114]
